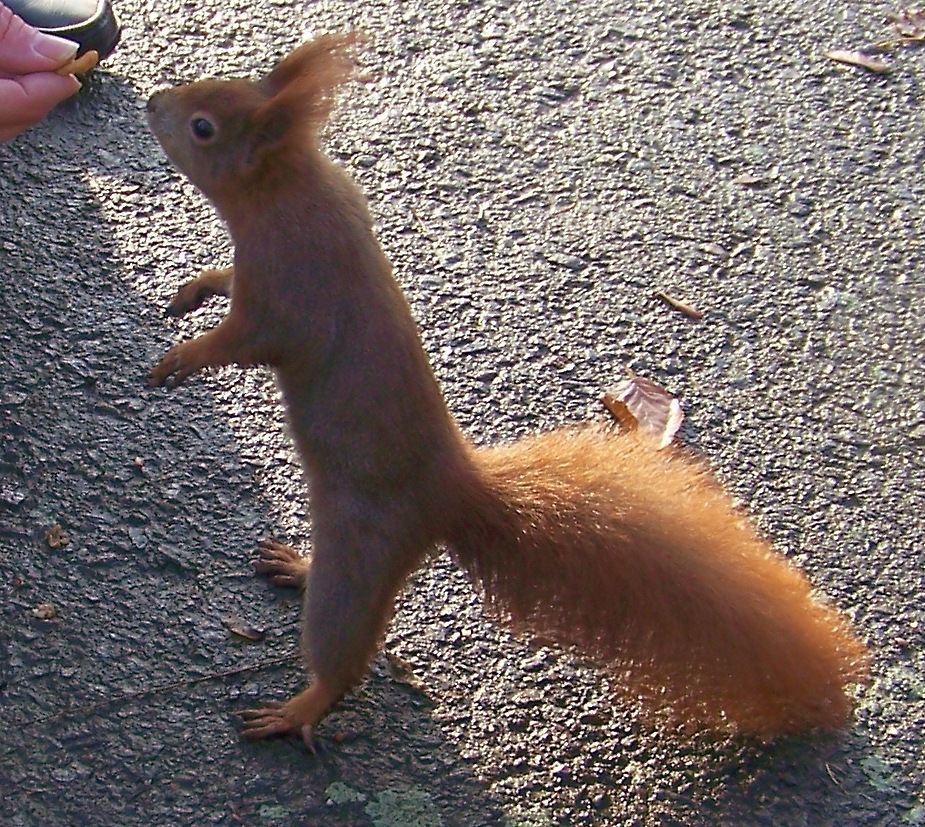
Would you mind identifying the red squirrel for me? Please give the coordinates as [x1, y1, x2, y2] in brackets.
[146, 35, 868, 749]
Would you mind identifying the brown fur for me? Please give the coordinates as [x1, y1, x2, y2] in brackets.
[458, 428, 866, 733]
[146, 35, 868, 745]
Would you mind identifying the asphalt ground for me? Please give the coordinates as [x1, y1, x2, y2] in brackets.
[0, 0, 923, 824]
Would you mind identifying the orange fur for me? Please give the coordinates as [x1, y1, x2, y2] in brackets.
[455, 428, 867, 733]
[147, 35, 868, 745]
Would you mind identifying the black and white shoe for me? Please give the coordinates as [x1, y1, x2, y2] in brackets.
[5, 0, 121, 59]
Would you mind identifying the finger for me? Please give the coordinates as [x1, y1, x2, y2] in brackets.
[238, 710, 275, 723]
[167, 287, 205, 317]
[166, 368, 191, 388]
[150, 364, 179, 387]
[0, 120, 34, 142]
[0, 5, 78, 74]
[166, 299, 197, 318]
[300, 724, 318, 754]
[238, 701, 286, 717]
[149, 366, 170, 387]
[251, 559, 285, 576]
[269, 575, 301, 588]
[251, 559, 301, 586]
[241, 722, 288, 740]
[150, 352, 192, 388]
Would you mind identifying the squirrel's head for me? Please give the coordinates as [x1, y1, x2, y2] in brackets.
[147, 33, 361, 199]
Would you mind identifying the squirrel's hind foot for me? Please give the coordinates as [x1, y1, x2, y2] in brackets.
[252, 539, 310, 589]
[239, 681, 339, 751]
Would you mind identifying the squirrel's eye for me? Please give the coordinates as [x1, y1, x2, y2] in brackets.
[189, 116, 217, 143]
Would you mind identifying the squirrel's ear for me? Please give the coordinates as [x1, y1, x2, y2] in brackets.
[262, 33, 361, 95]
[259, 33, 362, 130]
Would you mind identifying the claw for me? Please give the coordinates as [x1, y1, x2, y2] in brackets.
[257, 539, 296, 559]
[150, 341, 200, 388]
[300, 724, 318, 754]
[150, 354, 180, 388]
[167, 268, 233, 316]
[238, 702, 295, 740]
[252, 540, 310, 589]
[166, 291, 202, 318]
[254, 571, 302, 588]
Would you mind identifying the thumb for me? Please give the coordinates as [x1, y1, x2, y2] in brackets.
[0, 4, 78, 75]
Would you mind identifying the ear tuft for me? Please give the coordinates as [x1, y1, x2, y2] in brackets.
[259, 32, 365, 131]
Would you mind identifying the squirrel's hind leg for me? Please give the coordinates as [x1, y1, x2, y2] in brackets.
[240, 511, 426, 748]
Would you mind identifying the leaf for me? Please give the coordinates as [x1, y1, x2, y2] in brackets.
[733, 172, 771, 187]
[385, 652, 426, 691]
[886, 9, 925, 42]
[44, 525, 69, 549]
[222, 616, 266, 642]
[32, 602, 58, 620]
[825, 49, 891, 74]
[601, 374, 684, 449]
[654, 290, 704, 320]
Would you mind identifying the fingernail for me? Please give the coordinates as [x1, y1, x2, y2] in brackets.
[32, 32, 78, 63]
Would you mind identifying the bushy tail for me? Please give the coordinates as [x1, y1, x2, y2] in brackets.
[447, 426, 868, 735]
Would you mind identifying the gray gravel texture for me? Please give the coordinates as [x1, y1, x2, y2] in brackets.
[1, 0, 923, 824]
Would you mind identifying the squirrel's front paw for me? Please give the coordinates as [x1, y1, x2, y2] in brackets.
[238, 682, 335, 752]
[166, 279, 210, 317]
[167, 268, 233, 317]
[150, 340, 202, 388]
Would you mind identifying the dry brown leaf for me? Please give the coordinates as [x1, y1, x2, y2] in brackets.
[602, 374, 684, 449]
[885, 9, 925, 44]
[601, 391, 639, 432]
[385, 652, 426, 691]
[825, 49, 891, 73]
[222, 616, 266, 642]
[654, 290, 705, 321]
[45, 524, 69, 549]
[733, 172, 771, 187]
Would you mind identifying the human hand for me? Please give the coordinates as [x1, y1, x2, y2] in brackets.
[0, 2, 82, 142]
